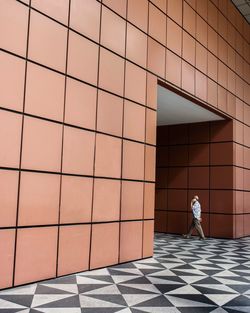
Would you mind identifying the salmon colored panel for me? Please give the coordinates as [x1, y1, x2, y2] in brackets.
[121, 181, 143, 220]
[217, 86, 227, 112]
[147, 73, 157, 110]
[182, 31, 195, 65]
[156, 167, 168, 188]
[196, 43, 207, 74]
[157, 146, 169, 167]
[143, 220, 154, 258]
[168, 211, 187, 234]
[210, 120, 233, 142]
[123, 100, 145, 142]
[103, 0, 127, 17]
[148, 38, 165, 78]
[218, 37, 227, 64]
[146, 108, 156, 145]
[236, 76, 244, 101]
[168, 189, 187, 211]
[126, 24, 147, 68]
[155, 210, 167, 232]
[235, 143, 244, 168]
[228, 24, 236, 49]
[183, 2, 195, 37]
[181, 61, 195, 95]
[63, 126, 95, 175]
[0, 52, 25, 111]
[28, 11, 67, 72]
[125, 62, 146, 105]
[244, 146, 250, 169]
[166, 49, 181, 87]
[228, 46, 235, 71]
[95, 134, 122, 178]
[25, 63, 64, 121]
[244, 169, 250, 191]
[235, 167, 244, 191]
[197, 0, 208, 20]
[235, 215, 244, 238]
[60, 176, 92, 224]
[70, 0, 100, 42]
[93, 178, 120, 222]
[122, 140, 144, 180]
[207, 78, 218, 107]
[144, 183, 155, 219]
[145, 145, 156, 182]
[151, 0, 167, 12]
[0, 170, 18, 227]
[127, 0, 148, 32]
[0, 229, 15, 289]
[168, 124, 189, 144]
[208, 1, 218, 30]
[58, 225, 90, 276]
[168, 167, 188, 188]
[168, 145, 188, 166]
[18, 172, 60, 226]
[210, 166, 234, 189]
[210, 190, 234, 214]
[210, 142, 233, 165]
[195, 71, 207, 102]
[97, 90, 123, 137]
[235, 121, 244, 145]
[90, 223, 119, 269]
[189, 144, 209, 166]
[244, 192, 250, 213]
[207, 52, 218, 81]
[167, 18, 182, 56]
[65, 78, 96, 130]
[101, 6, 126, 56]
[32, 0, 69, 24]
[22, 117, 62, 171]
[218, 12, 227, 40]
[0, 0, 28, 56]
[99, 48, 125, 96]
[218, 61, 228, 89]
[15, 227, 57, 286]
[196, 15, 208, 47]
[167, 0, 182, 26]
[149, 3, 166, 45]
[0, 110, 22, 168]
[120, 221, 143, 262]
[185, 0, 196, 8]
[210, 214, 233, 238]
[189, 167, 209, 189]
[67, 31, 99, 85]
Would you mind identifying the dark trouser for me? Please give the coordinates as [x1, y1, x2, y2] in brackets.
[187, 218, 205, 239]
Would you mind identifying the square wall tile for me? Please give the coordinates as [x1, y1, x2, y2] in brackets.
[0, 170, 18, 227]
[182, 31, 195, 65]
[120, 221, 143, 263]
[125, 62, 146, 105]
[63, 126, 95, 175]
[18, 172, 60, 226]
[168, 167, 188, 189]
[144, 183, 155, 219]
[25, 63, 65, 121]
[127, 0, 148, 32]
[210, 190, 234, 214]
[189, 167, 209, 189]
[122, 140, 144, 180]
[146, 108, 157, 145]
[168, 0, 182, 25]
[121, 181, 143, 220]
[22, 117, 62, 171]
[147, 73, 157, 110]
[0, 52, 25, 111]
[166, 50, 181, 87]
[147, 38, 165, 78]
[92, 178, 120, 222]
[15, 227, 57, 286]
[0, 229, 15, 289]
[32, 0, 69, 25]
[0, 0, 29, 56]
[28, 11, 67, 72]
[210, 166, 234, 189]
[168, 211, 187, 234]
[60, 176, 93, 223]
[126, 24, 147, 68]
[90, 222, 119, 269]
[168, 145, 188, 166]
[123, 100, 145, 142]
[95, 134, 122, 178]
[58, 225, 90, 276]
[145, 145, 156, 182]
[70, 0, 100, 42]
[210, 142, 233, 165]
[182, 61, 195, 95]
[103, 0, 127, 17]
[99, 48, 125, 96]
[67, 31, 99, 85]
[149, 3, 166, 45]
[155, 210, 167, 232]
[189, 122, 209, 143]
[168, 124, 188, 144]
[0, 110, 22, 168]
[210, 214, 233, 238]
[189, 144, 209, 166]
[167, 19, 182, 56]
[101, 6, 126, 56]
[143, 220, 154, 258]
[210, 120, 233, 142]
[156, 168, 168, 188]
[168, 189, 187, 211]
[65, 78, 97, 130]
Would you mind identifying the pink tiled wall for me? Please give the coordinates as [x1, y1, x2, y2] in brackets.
[0, 0, 249, 289]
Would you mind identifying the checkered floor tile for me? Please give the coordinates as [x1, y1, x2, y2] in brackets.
[1, 233, 250, 312]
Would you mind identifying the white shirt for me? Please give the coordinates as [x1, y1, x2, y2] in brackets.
[192, 200, 201, 219]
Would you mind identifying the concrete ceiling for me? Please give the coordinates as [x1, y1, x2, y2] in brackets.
[231, 0, 250, 23]
[157, 85, 225, 126]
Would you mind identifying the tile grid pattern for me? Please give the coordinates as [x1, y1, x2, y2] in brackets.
[1, 233, 250, 312]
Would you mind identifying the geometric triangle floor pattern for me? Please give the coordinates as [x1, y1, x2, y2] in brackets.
[1, 233, 250, 313]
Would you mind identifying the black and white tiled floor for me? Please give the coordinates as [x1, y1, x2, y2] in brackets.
[1, 233, 250, 312]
